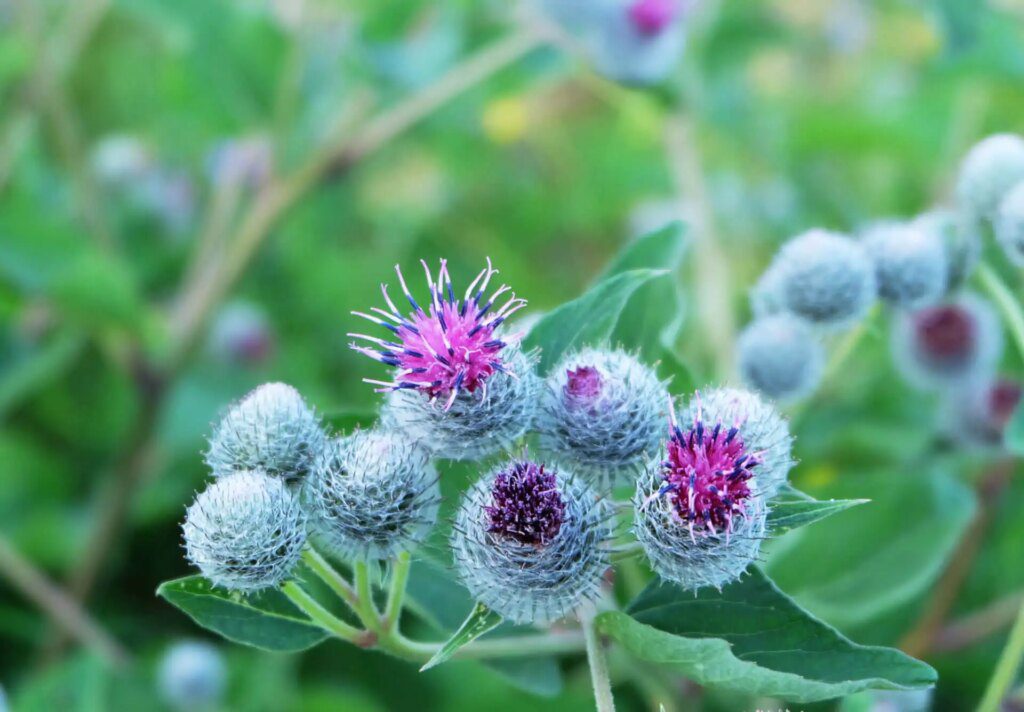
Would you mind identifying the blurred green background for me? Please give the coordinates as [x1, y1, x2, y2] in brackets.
[2, 0, 1024, 709]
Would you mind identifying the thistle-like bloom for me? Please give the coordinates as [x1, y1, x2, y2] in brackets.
[452, 460, 611, 624]
[941, 377, 1022, 450]
[956, 133, 1024, 222]
[183, 470, 306, 592]
[634, 396, 768, 591]
[590, 0, 686, 86]
[996, 181, 1024, 267]
[158, 640, 227, 712]
[912, 209, 980, 293]
[537, 348, 668, 488]
[205, 382, 325, 483]
[738, 314, 824, 402]
[350, 258, 527, 408]
[759, 229, 877, 328]
[302, 431, 440, 561]
[861, 220, 947, 309]
[891, 293, 1003, 390]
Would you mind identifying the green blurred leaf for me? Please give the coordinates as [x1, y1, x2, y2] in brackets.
[768, 469, 976, 629]
[420, 602, 502, 671]
[0, 331, 84, 419]
[524, 268, 668, 374]
[157, 576, 330, 652]
[1006, 401, 1024, 456]
[768, 485, 868, 536]
[405, 556, 563, 696]
[597, 568, 936, 703]
[50, 252, 145, 332]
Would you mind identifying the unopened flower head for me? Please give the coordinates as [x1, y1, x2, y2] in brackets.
[452, 459, 611, 624]
[738, 313, 824, 402]
[205, 382, 325, 483]
[590, 0, 686, 86]
[537, 348, 668, 488]
[634, 395, 768, 591]
[941, 377, 1022, 450]
[158, 640, 227, 712]
[763, 229, 877, 328]
[912, 209, 980, 293]
[350, 258, 527, 408]
[302, 430, 440, 561]
[380, 343, 539, 460]
[183, 470, 306, 592]
[861, 220, 947, 309]
[891, 293, 1003, 390]
[956, 133, 1024, 222]
[996, 181, 1024, 267]
[209, 301, 274, 365]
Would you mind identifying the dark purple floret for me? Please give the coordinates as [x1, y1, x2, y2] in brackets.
[914, 304, 976, 363]
[565, 366, 604, 402]
[486, 461, 565, 547]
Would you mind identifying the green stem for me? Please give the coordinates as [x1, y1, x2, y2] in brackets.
[302, 548, 360, 612]
[383, 552, 412, 632]
[978, 598, 1024, 712]
[583, 614, 616, 712]
[354, 560, 381, 632]
[978, 262, 1024, 362]
[376, 629, 587, 663]
[281, 581, 363, 642]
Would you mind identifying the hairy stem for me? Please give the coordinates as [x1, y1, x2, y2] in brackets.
[978, 262, 1024, 362]
[354, 561, 381, 633]
[383, 552, 412, 632]
[978, 598, 1024, 712]
[375, 628, 587, 663]
[281, 582, 363, 643]
[302, 548, 360, 612]
[583, 613, 616, 712]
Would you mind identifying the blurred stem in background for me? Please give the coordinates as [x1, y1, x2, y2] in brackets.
[35, 17, 550, 662]
[979, 597, 1024, 712]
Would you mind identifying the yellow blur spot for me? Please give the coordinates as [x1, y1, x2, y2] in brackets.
[881, 13, 941, 61]
[482, 97, 529, 145]
[747, 47, 798, 98]
[800, 464, 839, 489]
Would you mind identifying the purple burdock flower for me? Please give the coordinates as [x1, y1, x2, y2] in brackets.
[350, 258, 527, 409]
[486, 461, 565, 547]
[914, 305, 976, 366]
[564, 366, 604, 403]
[655, 396, 758, 541]
[628, 0, 678, 36]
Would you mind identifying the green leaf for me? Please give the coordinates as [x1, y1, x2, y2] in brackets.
[405, 556, 563, 696]
[0, 331, 84, 420]
[524, 268, 668, 374]
[420, 602, 503, 671]
[602, 223, 687, 360]
[768, 485, 868, 535]
[1007, 401, 1024, 456]
[596, 568, 936, 703]
[767, 468, 976, 629]
[157, 576, 330, 652]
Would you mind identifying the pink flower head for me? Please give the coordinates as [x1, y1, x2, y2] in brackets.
[565, 366, 604, 402]
[350, 258, 527, 409]
[485, 461, 565, 547]
[655, 394, 758, 541]
[628, 0, 679, 36]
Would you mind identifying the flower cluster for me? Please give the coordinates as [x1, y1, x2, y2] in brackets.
[181, 258, 797, 625]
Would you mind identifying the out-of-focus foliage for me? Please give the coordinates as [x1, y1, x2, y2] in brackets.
[2, 0, 1024, 709]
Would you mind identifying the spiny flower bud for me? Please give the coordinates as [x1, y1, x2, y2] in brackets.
[941, 377, 1022, 450]
[891, 293, 1003, 390]
[590, 0, 686, 86]
[183, 470, 306, 592]
[762, 229, 877, 328]
[634, 397, 768, 591]
[912, 209, 980, 293]
[996, 181, 1024, 267]
[205, 383, 325, 483]
[158, 640, 227, 711]
[737, 314, 824, 402]
[452, 460, 611, 624]
[381, 344, 539, 460]
[537, 348, 668, 488]
[680, 388, 793, 498]
[302, 431, 440, 561]
[861, 220, 947, 309]
[956, 133, 1024, 222]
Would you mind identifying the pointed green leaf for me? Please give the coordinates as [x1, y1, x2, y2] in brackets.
[596, 568, 935, 703]
[524, 268, 668, 374]
[420, 602, 503, 671]
[157, 576, 330, 652]
[768, 486, 868, 535]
